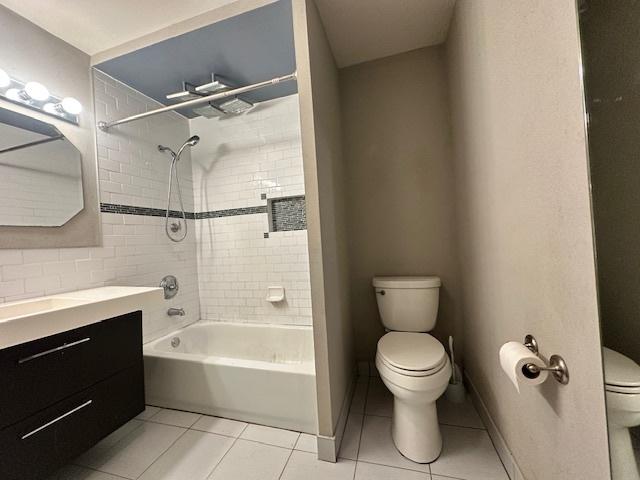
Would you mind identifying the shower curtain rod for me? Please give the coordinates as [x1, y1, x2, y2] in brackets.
[97, 71, 297, 131]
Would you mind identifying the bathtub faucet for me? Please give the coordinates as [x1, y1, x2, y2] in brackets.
[167, 307, 185, 316]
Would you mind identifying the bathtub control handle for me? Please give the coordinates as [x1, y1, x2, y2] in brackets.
[168, 307, 185, 316]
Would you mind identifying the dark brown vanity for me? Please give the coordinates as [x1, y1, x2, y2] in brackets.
[0, 311, 144, 480]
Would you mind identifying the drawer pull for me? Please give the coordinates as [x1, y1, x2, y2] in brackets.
[18, 337, 91, 364]
[21, 400, 92, 440]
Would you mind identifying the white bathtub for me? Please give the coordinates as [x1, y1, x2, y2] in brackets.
[143, 321, 317, 433]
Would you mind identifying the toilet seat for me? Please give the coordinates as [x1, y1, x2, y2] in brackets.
[603, 347, 640, 394]
[377, 332, 447, 377]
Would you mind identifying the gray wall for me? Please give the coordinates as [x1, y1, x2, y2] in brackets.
[340, 47, 461, 362]
[293, 0, 354, 454]
[0, 5, 101, 248]
[445, 1, 609, 478]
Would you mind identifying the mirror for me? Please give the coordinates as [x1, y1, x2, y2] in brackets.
[579, 1, 640, 479]
[0, 107, 83, 227]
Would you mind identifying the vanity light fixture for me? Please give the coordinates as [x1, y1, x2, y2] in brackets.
[0, 68, 81, 124]
[23, 81, 50, 102]
[0, 68, 10, 88]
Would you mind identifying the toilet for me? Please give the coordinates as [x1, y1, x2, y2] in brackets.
[603, 347, 640, 480]
[373, 275, 451, 463]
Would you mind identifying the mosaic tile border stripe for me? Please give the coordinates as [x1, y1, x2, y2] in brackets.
[100, 203, 196, 219]
[195, 206, 267, 219]
[100, 202, 299, 224]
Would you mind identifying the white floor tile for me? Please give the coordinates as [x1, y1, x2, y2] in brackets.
[280, 451, 356, 480]
[73, 420, 143, 465]
[430, 425, 509, 480]
[350, 381, 368, 414]
[339, 413, 363, 460]
[437, 396, 484, 430]
[295, 433, 318, 453]
[365, 378, 393, 417]
[240, 423, 300, 449]
[136, 405, 161, 420]
[354, 462, 429, 480]
[75, 421, 186, 479]
[139, 430, 234, 480]
[358, 415, 428, 473]
[48, 465, 123, 480]
[192, 415, 248, 438]
[150, 408, 202, 428]
[207, 439, 291, 480]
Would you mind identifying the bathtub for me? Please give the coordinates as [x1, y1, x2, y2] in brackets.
[143, 321, 317, 433]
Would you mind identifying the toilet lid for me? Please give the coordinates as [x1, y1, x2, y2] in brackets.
[603, 347, 640, 388]
[377, 332, 446, 372]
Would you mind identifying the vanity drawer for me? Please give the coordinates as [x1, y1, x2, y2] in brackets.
[0, 310, 142, 429]
[0, 363, 144, 480]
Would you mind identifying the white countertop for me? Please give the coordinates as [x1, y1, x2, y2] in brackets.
[0, 286, 163, 349]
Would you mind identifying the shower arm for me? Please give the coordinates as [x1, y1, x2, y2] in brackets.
[97, 71, 297, 131]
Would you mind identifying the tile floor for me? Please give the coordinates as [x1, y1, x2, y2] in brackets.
[48, 375, 508, 480]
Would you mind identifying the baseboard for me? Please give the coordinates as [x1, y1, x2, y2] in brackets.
[465, 372, 526, 480]
[317, 373, 356, 462]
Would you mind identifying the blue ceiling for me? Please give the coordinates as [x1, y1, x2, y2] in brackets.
[95, 0, 296, 118]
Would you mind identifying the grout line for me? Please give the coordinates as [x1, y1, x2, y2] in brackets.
[205, 423, 249, 479]
[72, 419, 146, 470]
[71, 465, 131, 479]
[277, 446, 296, 480]
[144, 416, 201, 429]
[427, 472, 466, 480]
[134, 425, 190, 479]
[438, 421, 486, 431]
[349, 375, 370, 480]
[355, 459, 430, 475]
[234, 436, 299, 451]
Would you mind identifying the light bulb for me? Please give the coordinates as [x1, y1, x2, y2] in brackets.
[43, 103, 58, 114]
[24, 81, 49, 101]
[5, 88, 21, 101]
[61, 97, 82, 115]
[0, 68, 10, 88]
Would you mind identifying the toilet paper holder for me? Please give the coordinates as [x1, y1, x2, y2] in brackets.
[522, 334, 570, 385]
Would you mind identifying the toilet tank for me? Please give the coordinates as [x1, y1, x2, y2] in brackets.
[372, 276, 441, 332]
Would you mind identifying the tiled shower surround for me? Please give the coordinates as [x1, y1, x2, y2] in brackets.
[0, 75, 311, 333]
[191, 95, 312, 326]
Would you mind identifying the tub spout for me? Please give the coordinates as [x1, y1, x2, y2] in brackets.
[167, 307, 185, 316]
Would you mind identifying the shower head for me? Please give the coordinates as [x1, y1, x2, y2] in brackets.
[185, 135, 200, 146]
[218, 97, 254, 114]
[158, 144, 176, 156]
[175, 135, 200, 158]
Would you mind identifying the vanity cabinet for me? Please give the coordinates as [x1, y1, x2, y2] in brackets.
[0, 311, 144, 480]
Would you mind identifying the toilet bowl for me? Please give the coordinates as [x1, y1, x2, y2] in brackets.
[603, 347, 640, 480]
[373, 276, 451, 463]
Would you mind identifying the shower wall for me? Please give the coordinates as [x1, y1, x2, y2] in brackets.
[190, 94, 312, 325]
[93, 70, 200, 341]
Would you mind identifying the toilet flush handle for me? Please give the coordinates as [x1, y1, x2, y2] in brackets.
[377, 290, 386, 296]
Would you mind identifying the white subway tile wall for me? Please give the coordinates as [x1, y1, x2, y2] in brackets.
[190, 95, 311, 326]
[0, 70, 200, 343]
[0, 164, 82, 226]
[0, 76, 310, 332]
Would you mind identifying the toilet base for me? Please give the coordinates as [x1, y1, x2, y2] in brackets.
[609, 424, 640, 480]
[391, 397, 442, 463]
